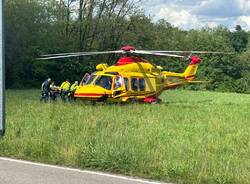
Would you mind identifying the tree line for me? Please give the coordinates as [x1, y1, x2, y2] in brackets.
[5, 0, 250, 93]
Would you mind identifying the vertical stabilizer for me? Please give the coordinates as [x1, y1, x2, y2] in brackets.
[184, 56, 202, 80]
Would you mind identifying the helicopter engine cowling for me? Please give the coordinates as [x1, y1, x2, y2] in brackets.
[96, 63, 108, 71]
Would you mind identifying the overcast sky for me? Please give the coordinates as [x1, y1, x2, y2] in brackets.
[141, 0, 250, 31]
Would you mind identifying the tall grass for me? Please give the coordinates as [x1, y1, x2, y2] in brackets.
[1, 90, 250, 184]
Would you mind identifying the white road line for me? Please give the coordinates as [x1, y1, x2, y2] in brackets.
[0, 157, 171, 184]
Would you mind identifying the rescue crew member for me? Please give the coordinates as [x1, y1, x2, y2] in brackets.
[49, 81, 59, 101]
[60, 79, 71, 101]
[69, 81, 79, 100]
[40, 78, 51, 102]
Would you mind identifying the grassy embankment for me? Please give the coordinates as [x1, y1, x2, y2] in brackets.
[0, 90, 250, 184]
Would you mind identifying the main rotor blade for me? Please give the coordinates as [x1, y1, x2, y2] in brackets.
[141, 50, 234, 55]
[41, 50, 123, 57]
[133, 50, 185, 58]
[41, 52, 84, 57]
[37, 50, 124, 60]
[38, 50, 185, 60]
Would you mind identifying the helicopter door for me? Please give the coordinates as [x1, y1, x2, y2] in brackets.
[112, 75, 126, 98]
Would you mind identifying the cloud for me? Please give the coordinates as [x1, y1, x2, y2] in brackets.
[235, 16, 250, 30]
[154, 6, 199, 29]
[194, 0, 243, 18]
[141, 0, 250, 30]
[238, 0, 250, 15]
[144, 0, 205, 7]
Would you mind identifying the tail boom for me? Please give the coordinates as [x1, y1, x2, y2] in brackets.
[161, 55, 202, 89]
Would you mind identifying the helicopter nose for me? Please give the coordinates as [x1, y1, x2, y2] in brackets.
[74, 85, 111, 98]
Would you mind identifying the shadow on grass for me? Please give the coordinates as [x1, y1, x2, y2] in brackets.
[39, 98, 243, 108]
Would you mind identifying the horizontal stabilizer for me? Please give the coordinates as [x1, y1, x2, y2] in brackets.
[187, 80, 212, 84]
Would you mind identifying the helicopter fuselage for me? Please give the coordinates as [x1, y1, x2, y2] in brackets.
[74, 56, 198, 103]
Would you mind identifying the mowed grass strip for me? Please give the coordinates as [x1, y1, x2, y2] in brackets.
[1, 90, 250, 184]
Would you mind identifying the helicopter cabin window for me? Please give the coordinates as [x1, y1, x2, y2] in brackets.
[139, 78, 145, 91]
[95, 76, 112, 90]
[131, 78, 138, 91]
[124, 78, 129, 91]
[114, 76, 123, 90]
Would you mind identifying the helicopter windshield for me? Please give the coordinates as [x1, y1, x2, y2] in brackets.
[94, 75, 113, 90]
[81, 73, 91, 85]
[85, 74, 96, 85]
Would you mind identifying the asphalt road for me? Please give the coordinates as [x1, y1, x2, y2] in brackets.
[0, 157, 170, 184]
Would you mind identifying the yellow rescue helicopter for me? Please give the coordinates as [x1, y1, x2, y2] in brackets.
[38, 45, 230, 103]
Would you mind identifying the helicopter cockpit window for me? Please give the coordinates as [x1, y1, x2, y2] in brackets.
[95, 76, 113, 90]
[131, 78, 138, 91]
[114, 76, 123, 90]
[81, 73, 91, 85]
[139, 78, 145, 91]
[85, 74, 96, 85]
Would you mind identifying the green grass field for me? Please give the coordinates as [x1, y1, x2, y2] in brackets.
[1, 90, 250, 184]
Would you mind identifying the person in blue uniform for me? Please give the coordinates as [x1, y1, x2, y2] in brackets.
[40, 78, 52, 102]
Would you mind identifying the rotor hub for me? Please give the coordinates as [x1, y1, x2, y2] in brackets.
[121, 45, 135, 52]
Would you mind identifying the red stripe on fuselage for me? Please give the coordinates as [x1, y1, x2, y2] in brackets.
[74, 93, 104, 97]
